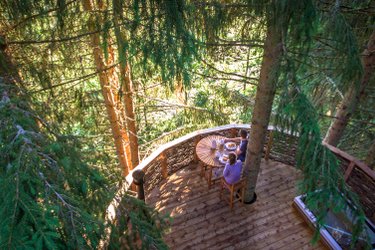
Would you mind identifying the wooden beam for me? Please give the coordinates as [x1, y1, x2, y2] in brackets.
[160, 152, 168, 179]
[323, 142, 375, 180]
[344, 161, 355, 181]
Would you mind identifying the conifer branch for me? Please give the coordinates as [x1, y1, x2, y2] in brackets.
[6, 0, 77, 32]
[8, 172, 20, 248]
[30, 62, 119, 93]
[205, 42, 264, 48]
[200, 58, 259, 82]
[136, 93, 227, 116]
[7, 29, 103, 45]
[193, 71, 258, 85]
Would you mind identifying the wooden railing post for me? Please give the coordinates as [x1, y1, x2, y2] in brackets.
[324, 142, 375, 180]
[344, 161, 355, 181]
[160, 152, 168, 179]
[132, 170, 145, 201]
[265, 130, 273, 161]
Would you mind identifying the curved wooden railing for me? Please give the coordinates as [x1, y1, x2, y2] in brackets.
[107, 124, 375, 224]
[125, 124, 275, 195]
[323, 142, 375, 222]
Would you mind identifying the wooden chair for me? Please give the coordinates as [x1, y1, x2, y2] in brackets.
[220, 177, 246, 210]
[200, 162, 223, 189]
[199, 161, 207, 178]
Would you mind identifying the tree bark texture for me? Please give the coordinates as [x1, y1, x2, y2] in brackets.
[0, 36, 22, 85]
[175, 75, 186, 105]
[82, 0, 131, 175]
[243, 24, 283, 203]
[119, 62, 139, 168]
[365, 139, 375, 170]
[112, 4, 140, 169]
[324, 30, 375, 146]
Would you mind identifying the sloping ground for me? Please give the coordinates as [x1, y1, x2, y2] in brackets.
[146, 159, 327, 250]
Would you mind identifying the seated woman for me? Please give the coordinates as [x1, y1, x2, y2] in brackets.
[223, 153, 243, 184]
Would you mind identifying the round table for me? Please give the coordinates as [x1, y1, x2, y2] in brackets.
[196, 135, 227, 167]
[195, 135, 237, 188]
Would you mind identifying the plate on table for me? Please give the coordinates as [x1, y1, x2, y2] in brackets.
[219, 154, 229, 164]
[225, 142, 237, 151]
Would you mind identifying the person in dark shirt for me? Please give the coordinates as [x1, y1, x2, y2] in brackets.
[236, 129, 248, 162]
[225, 129, 248, 162]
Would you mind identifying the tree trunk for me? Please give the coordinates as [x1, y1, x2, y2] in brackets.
[175, 75, 186, 105]
[324, 30, 375, 146]
[82, 0, 130, 176]
[120, 62, 139, 168]
[243, 24, 283, 203]
[112, 4, 140, 169]
[0, 36, 22, 85]
[365, 139, 375, 170]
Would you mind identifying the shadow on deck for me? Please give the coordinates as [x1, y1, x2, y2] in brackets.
[146, 159, 327, 250]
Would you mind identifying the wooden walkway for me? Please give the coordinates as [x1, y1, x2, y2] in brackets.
[146, 159, 327, 250]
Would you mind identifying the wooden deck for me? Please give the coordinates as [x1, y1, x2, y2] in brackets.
[146, 159, 327, 250]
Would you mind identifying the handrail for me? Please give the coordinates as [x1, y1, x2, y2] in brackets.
[125, 124, 253, 186]
[123, 124, 374, 195]
[323, 142, 375, 181]
[106, 124, 374, 230]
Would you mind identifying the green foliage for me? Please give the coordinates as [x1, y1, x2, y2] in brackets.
[338, 97, 375, 160]
[108, 195, 170, 250]
[1, 0, 373, 248]
[108, 0, 199, 89]
[0, 83, 109, 249]
[280, 0, 374, 159]
[275, 69, 371, 248]
[320, 2, 362, 89]
[194, 91, 209, 107]
[137, 102, 229, 156]
[270, 2, 374, 241]
[0, 80, 170, 249]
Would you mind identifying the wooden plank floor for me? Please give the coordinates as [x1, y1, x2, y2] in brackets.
[146, 159, 327, 250]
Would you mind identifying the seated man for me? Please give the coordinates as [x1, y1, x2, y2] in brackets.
[225, 129, 248, 162]
[223, 153, 243, 184]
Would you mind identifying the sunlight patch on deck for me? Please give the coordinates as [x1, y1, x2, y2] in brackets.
[146, 159, 327, 250]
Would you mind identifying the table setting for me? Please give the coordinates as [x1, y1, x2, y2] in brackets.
[195, 135, 239, 188]
[211, 138, 237, 165]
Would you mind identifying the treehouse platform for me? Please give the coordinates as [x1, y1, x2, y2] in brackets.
[115, 124, 374, 249]
[146, 159, 326, 250]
